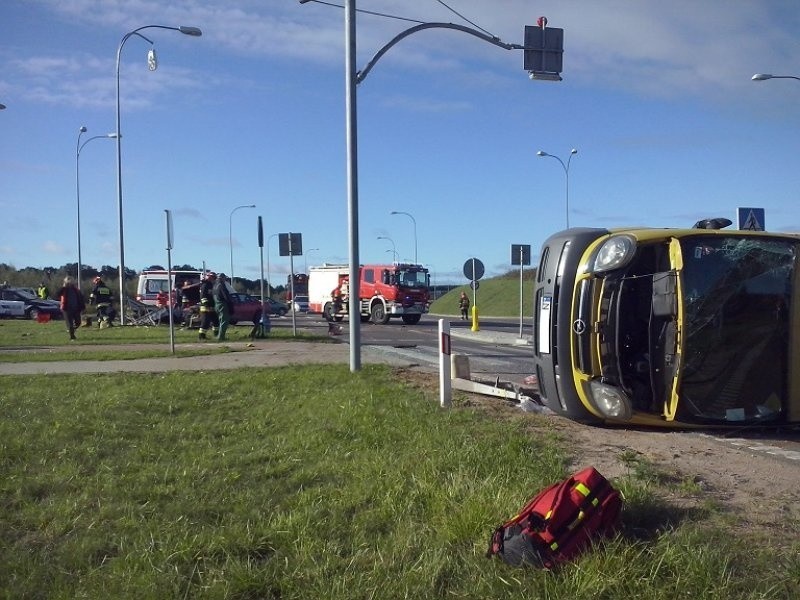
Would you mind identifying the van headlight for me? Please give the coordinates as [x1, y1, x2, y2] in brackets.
[591, 236, 635, 273]
[589, 381, 633, 420]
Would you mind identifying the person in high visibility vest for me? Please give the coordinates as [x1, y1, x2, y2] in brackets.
[198, 272, 217, 340]
[37, 282, 50, 300]
[89, 276, 115, 328]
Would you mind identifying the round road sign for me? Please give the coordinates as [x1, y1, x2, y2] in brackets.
[470, 280, 480, 290]
[463, 257, 485, 281]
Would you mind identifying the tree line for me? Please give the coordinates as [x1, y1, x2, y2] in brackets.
[0, 263, 288, 298]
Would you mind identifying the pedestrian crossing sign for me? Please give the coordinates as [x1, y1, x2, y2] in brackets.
[737, 207, 765, 231]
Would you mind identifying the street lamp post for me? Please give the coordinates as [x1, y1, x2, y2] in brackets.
[752, 73, 800, 82]
[390, 210, 417, 263]
[115, 24, 201, 325]
[229, 204, 256, 286]
[305, 248, 319, 273]
[76, 126, 117, 286]
[300, 0, 551, 371]
[536, 148, 578, 228]
[377, 236, 397, 262]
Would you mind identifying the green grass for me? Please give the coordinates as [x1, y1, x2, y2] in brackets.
[431, 269, 536, 318]
[1, 365, 797, 599]
[0, 318, 325, 359]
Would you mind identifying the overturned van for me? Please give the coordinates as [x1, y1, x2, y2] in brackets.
[532, 220, 799, 427]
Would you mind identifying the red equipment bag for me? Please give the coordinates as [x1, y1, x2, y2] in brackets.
[486, 466, 622, 568]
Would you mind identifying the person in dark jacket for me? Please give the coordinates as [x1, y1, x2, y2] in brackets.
[89, 276, 115, 327]
[459, 291, 470, 321]
[57, 276, 85, 340]
[198, 272, 217, 341]
[213, 273, 235, 341]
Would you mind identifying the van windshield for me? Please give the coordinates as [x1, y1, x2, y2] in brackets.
[679, 236, 796, 423]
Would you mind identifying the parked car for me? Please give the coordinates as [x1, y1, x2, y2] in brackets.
[292, 294, 309, 313]
[265, 297, 289, 317]
[0, 298, 26, 318]
[229, 293, 263, 325]
[0, 288, 62, 320]
[532, 219, 799, 428]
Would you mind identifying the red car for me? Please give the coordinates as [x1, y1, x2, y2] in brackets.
[229, 294, 288, 324]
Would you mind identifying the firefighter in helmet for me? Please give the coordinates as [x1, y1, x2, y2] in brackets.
[198, 272, 218, 340]
[89, 276, 115, 327]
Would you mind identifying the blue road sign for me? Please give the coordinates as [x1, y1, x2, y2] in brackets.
[737, 207, 765, 231]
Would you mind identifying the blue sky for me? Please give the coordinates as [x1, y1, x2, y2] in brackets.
[2, 1, 799, 285]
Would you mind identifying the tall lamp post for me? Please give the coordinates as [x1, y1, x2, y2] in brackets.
[115, 24, 202, 325]
[752, 73, 800, 82]
[390, 210, 417, 263]
[76, 126, 117, 285]
[229, 204, 256, 285]
[536, 148, 578, 228]
[305, 248, 319, 273]
[300, 0, 554, 371]
[377, 236, 397, 262]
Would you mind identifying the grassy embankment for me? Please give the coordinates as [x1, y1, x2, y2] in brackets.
[431, 269, 536, 318]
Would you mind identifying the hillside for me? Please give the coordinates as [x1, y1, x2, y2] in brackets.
[430, 269, 536, 318]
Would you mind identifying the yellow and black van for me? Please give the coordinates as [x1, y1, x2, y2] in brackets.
[532, 220, 800, 427]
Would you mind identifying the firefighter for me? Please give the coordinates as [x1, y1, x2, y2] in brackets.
[179, 280, 202, 328]
[198, 272, 217, 340]
[331, 284, 344, 317]
[90, 276, 115, 328]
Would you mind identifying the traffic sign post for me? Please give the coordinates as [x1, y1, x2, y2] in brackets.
[463, 257, 484, 332]
[511, 244, 531, 338]
[439, 318, 452, 408]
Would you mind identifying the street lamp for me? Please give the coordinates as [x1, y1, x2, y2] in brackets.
[752, 73, 800, 82]
[305, 248, 319, 273]
[537, 148, 578, 228]
[115, 24, 202, 325]
[300, 0, 550, 372]
[390, 210, 417, 263]
[76, 126, 117, 285]
[377, 236, 397, 262]
[229, 204, 256, 285]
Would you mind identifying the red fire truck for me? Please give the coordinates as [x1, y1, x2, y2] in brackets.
[308, 263, 430, 325]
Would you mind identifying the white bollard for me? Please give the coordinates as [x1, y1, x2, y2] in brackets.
[439, 318, 452, 407]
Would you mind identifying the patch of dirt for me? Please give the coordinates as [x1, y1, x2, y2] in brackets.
[394, 367, 800, 537]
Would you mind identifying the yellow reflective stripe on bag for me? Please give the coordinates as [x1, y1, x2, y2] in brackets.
[574, 482, 591, 497]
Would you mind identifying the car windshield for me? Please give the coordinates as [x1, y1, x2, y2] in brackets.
[15, 289, 37, 300]
[679, 236, 797, 423]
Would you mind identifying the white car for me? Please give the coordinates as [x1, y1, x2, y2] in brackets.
[292, 295, 309, 313]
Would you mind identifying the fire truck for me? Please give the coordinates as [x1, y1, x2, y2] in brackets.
[308, 263, 430, 325]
